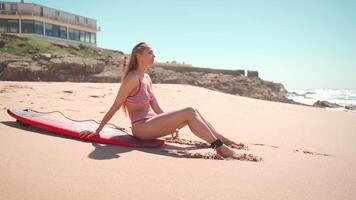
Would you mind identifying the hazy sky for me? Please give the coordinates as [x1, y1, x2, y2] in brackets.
[5, 0, 356, 90]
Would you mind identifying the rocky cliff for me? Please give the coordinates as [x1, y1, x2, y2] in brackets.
[0, 34, 294, 104]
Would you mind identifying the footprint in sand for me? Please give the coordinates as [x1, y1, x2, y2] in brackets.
[250, 143, 279, 148]
[7, 84, 33, 89]
[89, 95, 105, 98]
[63, 90, 74, 94]
[162, 149, 262, 161]
[164, 137, 248, 150]
[294, 149, 331, 157]
[163, 137, 261, 161]
[60, 97, 71, 101]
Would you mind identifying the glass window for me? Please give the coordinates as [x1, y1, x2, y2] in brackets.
[75, 16, 79, 23]
[68, 28, 74, 40]
[55, 10, 60, 17]
[60, 26, 67, 39]
[21, 20, 35, 33]
[52, 24, 60, 38]
[74, 29, 79, 41]
[0, 3, 5, 10]
[85, 31, 90, 43]
[90, 33, 96, 44]
[8, 19, 19, 33]
[40, 7, 43, 17]
[75, 30, 80, 41]
[10, 4, 17, 10]
[45, 23, 62, 38]
[45, 23, 52, 36]
[80, 30, 85, 42]
[84, 18, 88, 24]
[68, 28, 80, 41]
[35, 21, 43, 35]
[0, 19, 7, 33]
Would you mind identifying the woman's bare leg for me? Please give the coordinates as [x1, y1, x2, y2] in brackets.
[195, 110, 239, 146]
[132, 107, 217, 143]
[172, 110, 237, 145]
[132, 107, 239, 158]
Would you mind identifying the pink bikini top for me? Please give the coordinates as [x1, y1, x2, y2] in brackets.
[125, 74, 154, 105]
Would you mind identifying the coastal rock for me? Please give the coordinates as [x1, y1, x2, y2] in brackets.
[52, 42, 69, 48]
[49, 58, 62, 65]
[83, 58, 105, 74]
[145, 66, 292, 103]
[313, 100, 342, 108]
[2, 61, 43, 81]
[39, 53, 52, 60]
[0, 54, 32, 63]
[61, 56, 85, 73]
[345, 104, 356, 110]
[69, 44, 80, 50]
[0, 53, 293, 104]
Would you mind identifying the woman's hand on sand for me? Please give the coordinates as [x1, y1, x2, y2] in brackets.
[171, 129, 179, 138]
[79, 130, 100, 138]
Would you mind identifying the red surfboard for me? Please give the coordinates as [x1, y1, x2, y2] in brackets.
[7, 107, 165, 148]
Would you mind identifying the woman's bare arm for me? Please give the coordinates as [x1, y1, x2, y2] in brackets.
[80, 73, 138, 137]
[147, 75, 164, 114]
[150, 95, 164, 114]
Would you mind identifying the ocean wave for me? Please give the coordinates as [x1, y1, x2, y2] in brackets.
[287, 89, 356, 113]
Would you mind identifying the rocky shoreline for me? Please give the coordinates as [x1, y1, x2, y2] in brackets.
[288, 92, 356, 111]
[1, 34, 354, 111]
[0, 52, 295, 104]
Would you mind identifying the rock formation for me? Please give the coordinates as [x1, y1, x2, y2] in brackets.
[0, 34, 294, 104]
[313, 100, 343, 108]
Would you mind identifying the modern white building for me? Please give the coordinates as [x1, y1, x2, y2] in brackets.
[0, 1, 98, 46]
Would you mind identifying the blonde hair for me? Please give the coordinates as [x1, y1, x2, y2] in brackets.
[122, 42, 148, 78]
[121, 42, 148, 114]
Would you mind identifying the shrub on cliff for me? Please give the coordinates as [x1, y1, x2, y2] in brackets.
[0, 34, 123, 59]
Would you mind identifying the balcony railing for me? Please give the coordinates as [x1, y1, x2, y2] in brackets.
[0, 9, 96, 30]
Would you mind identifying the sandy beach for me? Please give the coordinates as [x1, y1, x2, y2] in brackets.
[1, 81, 356, 200]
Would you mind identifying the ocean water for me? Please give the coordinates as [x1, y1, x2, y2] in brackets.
[287, 89, 356, 112]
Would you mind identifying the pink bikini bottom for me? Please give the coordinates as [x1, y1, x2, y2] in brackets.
[131, 113, 156, 125]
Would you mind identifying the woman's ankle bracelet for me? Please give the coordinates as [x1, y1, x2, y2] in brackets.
[210, 139, 223, 149]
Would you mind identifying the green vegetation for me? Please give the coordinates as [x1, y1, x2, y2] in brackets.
[0, 34, 124, 58]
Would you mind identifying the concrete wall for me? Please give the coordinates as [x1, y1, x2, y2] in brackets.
[247, 70, 259, 78]
[154, 62, 192, 68]
[153, 64, 247, 77]
[152, 63, 260, 78]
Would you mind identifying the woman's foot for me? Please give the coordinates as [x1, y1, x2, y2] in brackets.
[219, 137, 247, 150]
[215, 144, 242, 159]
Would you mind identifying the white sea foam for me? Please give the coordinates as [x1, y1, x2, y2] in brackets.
[287, 89, 356, 113]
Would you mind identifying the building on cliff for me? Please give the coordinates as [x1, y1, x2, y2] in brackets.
[0, 1, 98, 46]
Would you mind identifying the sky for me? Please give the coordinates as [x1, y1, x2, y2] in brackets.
[5, 0, 356, 90]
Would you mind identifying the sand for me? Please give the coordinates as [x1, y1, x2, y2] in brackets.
[1, 81, 356, 200]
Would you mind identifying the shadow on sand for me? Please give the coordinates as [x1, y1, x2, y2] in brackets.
[1, 120, 210, 160]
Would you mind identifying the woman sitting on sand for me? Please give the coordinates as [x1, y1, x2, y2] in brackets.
[80, 42, 240, 159]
